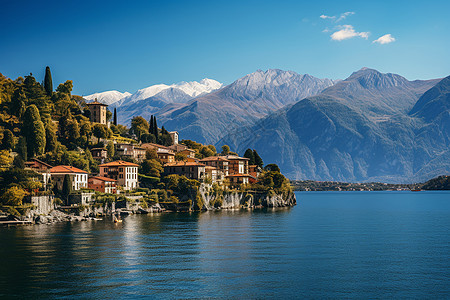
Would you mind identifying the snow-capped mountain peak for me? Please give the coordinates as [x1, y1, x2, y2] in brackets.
[83, 90, 131, 105]
[172, 78, 222, 97]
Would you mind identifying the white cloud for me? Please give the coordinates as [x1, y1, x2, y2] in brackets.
[336, 11, 355, 22]
[331, 25, 370, 41]
[373, 34, 396, 44]
[320, 14, 335, 20]
[320, 12, 355, 22]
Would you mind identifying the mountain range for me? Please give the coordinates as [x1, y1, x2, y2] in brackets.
[84, 68, 449, 183]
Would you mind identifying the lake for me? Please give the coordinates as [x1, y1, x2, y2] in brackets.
[1, 191, 449, 299]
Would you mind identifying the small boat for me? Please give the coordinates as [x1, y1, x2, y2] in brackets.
[411, 189, 422, 192]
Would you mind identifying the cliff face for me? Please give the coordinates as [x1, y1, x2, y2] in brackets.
[200, 184, 296, 209]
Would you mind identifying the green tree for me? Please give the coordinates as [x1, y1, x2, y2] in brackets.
[44, 66, 53, 96]
[56, 80, 73, 96]
[61, 174, 72, 203]
[13, 155, 25, 169]
[23, 105, 46, 158]
[93, 123, 108, 143]
[142, 159, 163, 177]
[264, 164, 280, 173]
[130, 116, 149, 140]
[106, 109, 112, 122]
[253, 150, 263, 168]
[16, 136, 27, 161]
[113, 107, 117, 125]
[0, 150, 13, 170]
[149, 115, 154, 135]
[141, 133, 156, 143]
[200, 146, 214, 157]
[221, 145, 230, 155]
[1, 129, 14, 150]
[145, 149, 158, 160]
[107, 141, 115, 158]
[152, 115, 158, 137]
[44, 120, 57, 152]
[11, 87, 27, 118]
[243, 148, 255, 165]
[1, 186, 27, 206]
[207, 145, 216, 154]
[66, 119, 80, 145]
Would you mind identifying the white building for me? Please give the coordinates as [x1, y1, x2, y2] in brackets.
[98, 160, 139, 190]
[49, 165, 89, 191]
[169, 131, 179, 145]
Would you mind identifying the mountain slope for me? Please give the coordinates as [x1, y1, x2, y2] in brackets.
[219, 69, 445, 182]
[157, 69, 338, 144]
[321, 68, 439, 116]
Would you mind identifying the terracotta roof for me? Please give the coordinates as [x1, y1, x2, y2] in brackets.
[141, 143, 172, 150]
[164, 162, 205, 167]
[89, 176, 117, 182]
[25, 158, 53, 168]
[50, 165, 88, 174]
[226, 174, 256, 178]
[157, 150, 175, 155]
[199, 156, 230, 162]
[180, 149, 196, 153]
[99, 160, 139, 167]
[86, 101, 108, 106]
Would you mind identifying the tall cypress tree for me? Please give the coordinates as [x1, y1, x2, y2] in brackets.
[113, 108, 117, 126]
[253, 150, 263, 168]
[153, 116, 157, 136]
[243, 148, 255, 165]
[61, 174, 72, 203]
[44, 66, 53, 96]
[153, 116, 158, 139]
[16, 136, 27, 161]
[23, 105, 46, 158]
[149, 115, 154, 135]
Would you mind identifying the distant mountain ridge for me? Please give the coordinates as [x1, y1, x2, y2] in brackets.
[218, 69, 445, 183]
[156, 69, 338, 144]
[83, 68, 448, 182]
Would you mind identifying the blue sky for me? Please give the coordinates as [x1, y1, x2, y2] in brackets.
[1, 0, 449, 95]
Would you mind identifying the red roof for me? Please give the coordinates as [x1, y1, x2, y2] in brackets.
[89, 176, 117, 182]
[226, 174, 256, 178]
[165, 162, 205, 167]
[99, 160, 139, 167]
[50, 165, 88, 174]
[25, 158, 53, 168]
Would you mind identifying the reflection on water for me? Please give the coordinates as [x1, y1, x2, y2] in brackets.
[1, 192, 450, 298]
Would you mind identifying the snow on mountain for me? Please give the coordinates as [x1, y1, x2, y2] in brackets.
[112, 78, 223, 107]
[83, 90, 131, 105]
[173, 78, 223, 98]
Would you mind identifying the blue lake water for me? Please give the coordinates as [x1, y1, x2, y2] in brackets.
[1, 191, 450, 299]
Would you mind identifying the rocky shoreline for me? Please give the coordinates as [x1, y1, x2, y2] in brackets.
[0, 190, 296, 226]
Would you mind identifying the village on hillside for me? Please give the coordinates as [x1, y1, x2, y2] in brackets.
[24, 101, 261, 200]
[0, 70, 291, 222]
